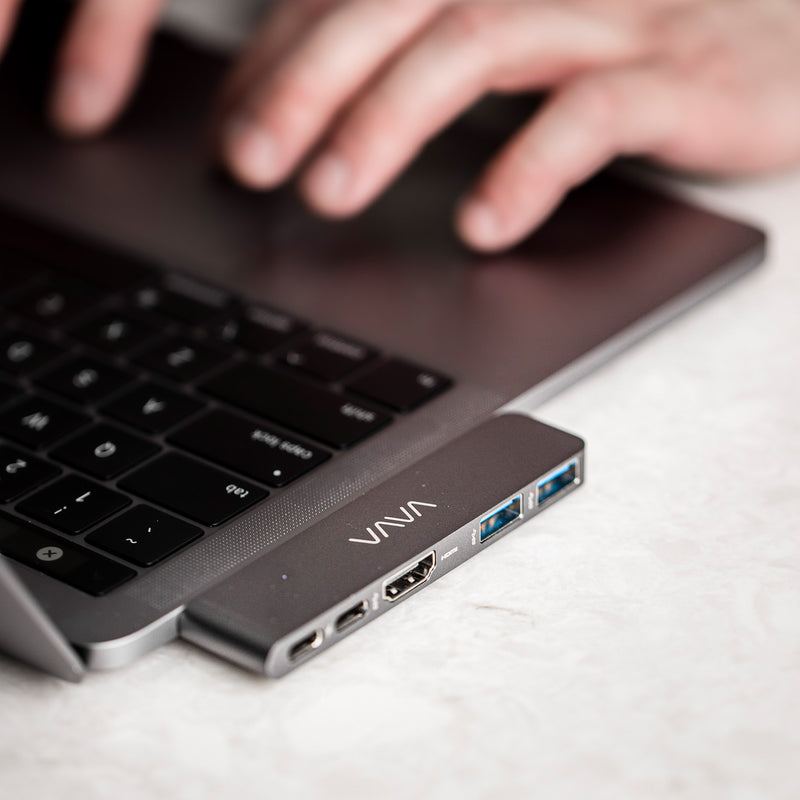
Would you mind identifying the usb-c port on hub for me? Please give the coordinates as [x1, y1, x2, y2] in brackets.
[335, 600, 369, 632]
[288, 629, 324, 662]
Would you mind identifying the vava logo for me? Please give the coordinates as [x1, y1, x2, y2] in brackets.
[348, 501, 438, 545]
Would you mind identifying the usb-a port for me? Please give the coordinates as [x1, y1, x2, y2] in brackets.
[480, 495, 522, 543]
[536, 461, 579, 505]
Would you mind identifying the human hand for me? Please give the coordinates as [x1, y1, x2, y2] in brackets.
[0, 0, 164, 136]
[218, 0, 800, 251]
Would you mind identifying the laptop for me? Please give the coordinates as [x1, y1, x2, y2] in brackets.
[0, 2, 765, 680]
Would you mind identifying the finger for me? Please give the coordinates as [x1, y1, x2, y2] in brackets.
[49, 0, 164, 136]
[300, 1, 644, 217]
[221, 0, 448, 189]
[0, 0, 23, 55]
[457, 66, 679, 251]
[216, 0, 336, 118]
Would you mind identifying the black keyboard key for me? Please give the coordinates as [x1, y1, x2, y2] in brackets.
[0, 333, 64, 376]
[169, 410, 330, 488]
[120, 453, 266, 527]
[133, 337, 229, 382]
[37, 356, 135, 405]
[281, 331, 377, 382]
[51, 424, 159, 480]
[101, 382, 204, 433]
[17, 475, 130, 535]
[0, 517, 135, 596]
[0, 397, 89, 449]
[0, 446, 60, 503]
[86, 505, 202, 567]
[9, 281, 99, 327]
[202, 364, 390, 449]
[69, 312, 158, 355]
[131, 278, 229, 326]
[347, 359, 451, 411]
[214, 306, 306, 354]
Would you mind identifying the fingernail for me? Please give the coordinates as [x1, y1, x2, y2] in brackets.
[50, 71, 111, 133]
[304, 153, 351, 210]
[458, 198, 501, 249]
[225, 114, 281, 186]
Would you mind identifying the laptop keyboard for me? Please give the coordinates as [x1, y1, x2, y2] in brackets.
[0, 237, 451, 596]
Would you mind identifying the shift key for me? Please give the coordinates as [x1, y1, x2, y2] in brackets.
[201, 363, 390, 449]
[120, 453, 266, 527]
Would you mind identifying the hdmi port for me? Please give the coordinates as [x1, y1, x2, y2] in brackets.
[383, 552, 435, 602]
[335, 600, 369, 633]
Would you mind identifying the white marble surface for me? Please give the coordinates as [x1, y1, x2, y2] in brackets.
[2, 168, 799, 798]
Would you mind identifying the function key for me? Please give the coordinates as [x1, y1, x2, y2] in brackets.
[120, 453, 267, 527]
[213, 306, 306, 354]
[0, 445, 60, 503]
[86, 505, 202, 567]
[69, 312, 159, 355]
[0, 333, 64, 377]
[133, 336, 229, 382]
[17, 475, 130, 535]
[0, 397, 89, 449]
[0, 519, 136, 597]
[51, 424, 159, 480]
[347, 359, 451, 412]
[202, 363, 390, 449]
[9, 281, 99, 327]
[169, 410, 329, 488]
[0, 521, 134, 596]
[36, 357, 135, 405]
[101, 381, 204, 434]
[281, 331, 378, 382]
[131, 277, 229, 326]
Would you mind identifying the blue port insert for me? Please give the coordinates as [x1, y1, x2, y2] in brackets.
[536, 461, 578, 505]
[480, 496, 522, 543]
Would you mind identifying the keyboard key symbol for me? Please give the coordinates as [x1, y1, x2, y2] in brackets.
[142, 398, 166, 416]
[135, 288, 160, 309]
[35, 293, 65, 317]
[219, 321, 239, 341]
[94, 441, 117, 459]
[73, 368, 99, 389]
[7, 340, 33, 363]
[22, 412, 50, 432]
[5, 458, 27, 474]
[167, 347, 195, 368]
[417, 373, 437, 389]
[36, 546, 64, 562]
[103, 321, 127, 341]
